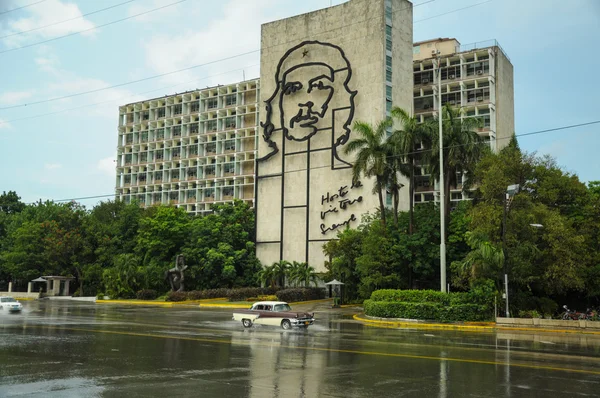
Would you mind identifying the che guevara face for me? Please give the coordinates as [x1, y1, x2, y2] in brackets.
[280, 64, 334, 141]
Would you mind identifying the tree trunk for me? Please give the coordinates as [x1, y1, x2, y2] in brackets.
[377, 178, 387, 228]
[393, 188, 399, 227]
[444, 170, 452, 241]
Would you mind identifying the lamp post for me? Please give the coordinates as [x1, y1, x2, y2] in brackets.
[502, 184, 519, 317]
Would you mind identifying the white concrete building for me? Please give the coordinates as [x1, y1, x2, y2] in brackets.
[411, 38, 514, 204]
[116, 80, 259, 214]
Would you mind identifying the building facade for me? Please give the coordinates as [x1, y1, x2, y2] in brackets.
[254, 0, 413, 270]
[114, 1, 514, 272]
[115, 80, 259, 215]
[411, 38, 514, 204]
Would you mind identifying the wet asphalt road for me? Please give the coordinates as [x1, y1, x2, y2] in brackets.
[1, 301, 600, 397]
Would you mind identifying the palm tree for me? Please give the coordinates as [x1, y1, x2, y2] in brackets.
[390, 106, 434, 233]
[458, 231, 504, 283]
[289, 262, 319, 287]
[427, 105, 484, 238]
[345, 118, 393, 227]
[257, 265, 277, 289]
[271, 260, 290, 288]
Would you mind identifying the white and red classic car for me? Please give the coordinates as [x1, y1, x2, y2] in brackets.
[233, 301, 315, 330]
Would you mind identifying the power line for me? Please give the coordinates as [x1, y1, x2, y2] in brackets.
[28, 120, 600, 204]
[0, 0, 47, 15]
[0, 0, 438, 111]
[0, 0, 137, 40]
[414, 0, 493, 23]
[0, 0, 186, 55]
[0, 63, 260, 126]
[0, 49, 259, 111]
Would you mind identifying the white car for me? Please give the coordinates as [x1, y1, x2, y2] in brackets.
[232, 301, 315, 330]
[0, 297, 23, 313]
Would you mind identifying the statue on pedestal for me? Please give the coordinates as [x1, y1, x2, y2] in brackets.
[165, 255, 188, 292]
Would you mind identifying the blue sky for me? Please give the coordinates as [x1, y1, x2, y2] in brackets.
[0, 0, 598, 207]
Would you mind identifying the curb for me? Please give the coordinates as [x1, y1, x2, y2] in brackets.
[353, 314, 600, 335]
[353, 314, 495, 332]
[97, 300, 174, 307]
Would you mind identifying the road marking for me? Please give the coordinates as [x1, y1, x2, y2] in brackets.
[13, 325, 600, 377]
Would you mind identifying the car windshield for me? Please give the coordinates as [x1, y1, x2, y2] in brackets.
[1, 297, 16, 303]
[273, 304, 291, 312]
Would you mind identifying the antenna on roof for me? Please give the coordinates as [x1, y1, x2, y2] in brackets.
[243, 70, 246, 81]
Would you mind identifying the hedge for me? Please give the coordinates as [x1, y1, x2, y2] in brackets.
[136, 289, 158, 300]
[187, 289, 230, 300]
[275, 288, 325, 303]
[364, 300, 493, 322]
[369, 289, 493, 306]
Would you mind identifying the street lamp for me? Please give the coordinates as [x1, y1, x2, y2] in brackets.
[502, 184, 519, 317]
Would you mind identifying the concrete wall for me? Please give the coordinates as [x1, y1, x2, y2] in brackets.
[0, 292, 39, 299]
[497, 317, 600, 330]
[413, 38, 459, 61]
[256, 0, 413, 271]
[494, 48, 515, 150]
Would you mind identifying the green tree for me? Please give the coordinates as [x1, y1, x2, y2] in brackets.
[428, 105, 485, 238]
[136, 205, 190, 264]
[345, 118, 393, 227]
[271, 260, 290, 288]
[288, 261, 318, 287]
[0, 191, 25, 214]
[258, 265, 277, 289]
[390, 106, 433, 233]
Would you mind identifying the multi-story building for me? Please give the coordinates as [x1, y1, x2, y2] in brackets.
[115, 79, 259, 215]
[411, 38, 514, 204]
[115, 37, 513, 217]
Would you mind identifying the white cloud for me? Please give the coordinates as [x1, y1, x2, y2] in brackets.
[0, 118, 11, 130]
[44, 163, 62, 170]
[0, 90, 34, 105]
[97, 157, 116, 177]
[127, 0, 186, 23]
[141, 0, 281, 86]
[1, 0, 96, 48]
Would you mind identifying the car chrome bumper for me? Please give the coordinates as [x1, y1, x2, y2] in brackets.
[291, 318, 315, 326]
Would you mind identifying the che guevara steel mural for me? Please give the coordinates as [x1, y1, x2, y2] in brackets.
[257, 40, 363, 262]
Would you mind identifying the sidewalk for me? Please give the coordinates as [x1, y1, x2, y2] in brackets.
[353, 313, 600, 335]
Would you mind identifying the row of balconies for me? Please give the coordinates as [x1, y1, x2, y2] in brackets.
[120, 146, 255, 165]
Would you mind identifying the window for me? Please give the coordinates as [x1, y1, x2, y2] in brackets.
[206, 142, 216, 153]
[223, 187, 234, 196]
[414, 194, 422, 203]
[424, 193, 434, 202]
[386, 69, 392, 82]
[157, 108, 165, 118]
[125, 134, 133, 144]
[205, 165, 215, 175]
[173, 126, 181, 137]
[386, 99, 392, 113]
[187, 189, 196, 199]
[140, 153, 148, 163]
[413, 45, 420, 55]
[124, 175, 131, 184]
[224, 163, 235, 174]
[224, 117, 236, 129]
[171, 170, 179, 179]
[142, 111, 149, 121]
[172, 148, 180, 158]
[386, 38, 392, 51]
[385, 25, 392, 37]
[206, 120, 217, 132]
[386, 85, 392, 100]
[141, 132, 148, 143]
[225, 94, 236, 106]
[204, 188, 215, 197]
[125, 154, 132, 164]
[207, 98, 218, 109]
[189, 145, 198, 156]
[414, 71, 433, 85]
[173, 105, 182, 115]
[190, 124, 199, 134]
[154, 172, 162, 181]
[190, 102, 200, 113]
[224, 140, 235, 151]
[386, 55, 392, 70]
[157, 130, 164, 140]
[451, 192, 462, 200]
[385, 4, 392, 19]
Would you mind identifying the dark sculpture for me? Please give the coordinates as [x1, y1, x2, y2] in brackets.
[165, 255, 188, 292]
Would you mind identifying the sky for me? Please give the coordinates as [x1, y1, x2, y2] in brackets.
[0, 0, 598, 208]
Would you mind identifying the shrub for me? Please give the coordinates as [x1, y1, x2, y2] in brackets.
[518, 310, 541, 319]
[136, 289, 158, 300]
[187, 289, 230, 300]
[165, 291, 188, 302]
[228, 287, 263, 302]
[369, 289, 493, 307]
[364, 300, 493, 322]
[275, 287, 325, 303]
[96, 292, 105, 300]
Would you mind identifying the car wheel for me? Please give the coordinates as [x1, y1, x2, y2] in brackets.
[242, 319, 252, 328]
[281, 319, 292, 330]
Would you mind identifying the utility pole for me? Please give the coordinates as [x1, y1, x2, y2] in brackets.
[436, 50, 446, 293]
